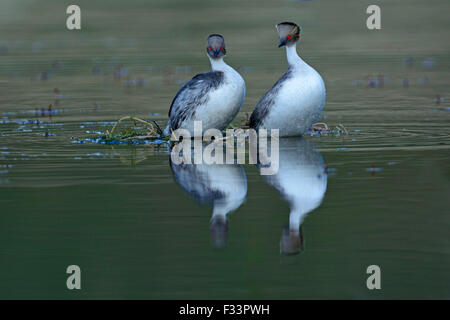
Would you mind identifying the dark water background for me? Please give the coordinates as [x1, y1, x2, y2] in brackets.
[0, 0, 449, 299]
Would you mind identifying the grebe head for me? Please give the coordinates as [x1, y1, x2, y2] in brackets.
[276, 22, 301, 48]
[280, 226, 304, 255]
[206, 34, 226, 59]
[210, 215, 228, 247]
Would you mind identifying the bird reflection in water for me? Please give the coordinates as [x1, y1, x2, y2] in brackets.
[169, 146, 247, 247]
[255, 137, 327, 255]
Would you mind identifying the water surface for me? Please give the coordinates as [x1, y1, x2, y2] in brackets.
[0, 0, 449, 299]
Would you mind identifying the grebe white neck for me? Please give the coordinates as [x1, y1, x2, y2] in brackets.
[208, 56, 229, 72]
[286, 43, 302, 67]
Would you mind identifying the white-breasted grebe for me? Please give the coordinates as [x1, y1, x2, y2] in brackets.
[250, 22, 326, 136]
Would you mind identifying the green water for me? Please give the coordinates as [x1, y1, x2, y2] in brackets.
[0, 0, 449, 299]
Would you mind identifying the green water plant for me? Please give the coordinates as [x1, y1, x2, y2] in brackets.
[97, 115, 175, 144]
[106, 116, 162, 138]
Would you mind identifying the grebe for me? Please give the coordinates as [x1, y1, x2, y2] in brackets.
[164, 34, 245, 137]
[250, 22, 326, 136]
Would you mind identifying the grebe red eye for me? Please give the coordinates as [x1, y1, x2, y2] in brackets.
[287, 35, 291, 40]
[209, 46, 213, 50]
[220, 46, 223, 50]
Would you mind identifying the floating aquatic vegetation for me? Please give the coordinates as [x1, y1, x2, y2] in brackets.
[107, 116, 161, 138]
[77, 116, 170, 145]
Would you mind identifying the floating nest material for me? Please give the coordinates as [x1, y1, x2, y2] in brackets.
[98, 116, 170, 144]
[87, 115, 349, 145]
